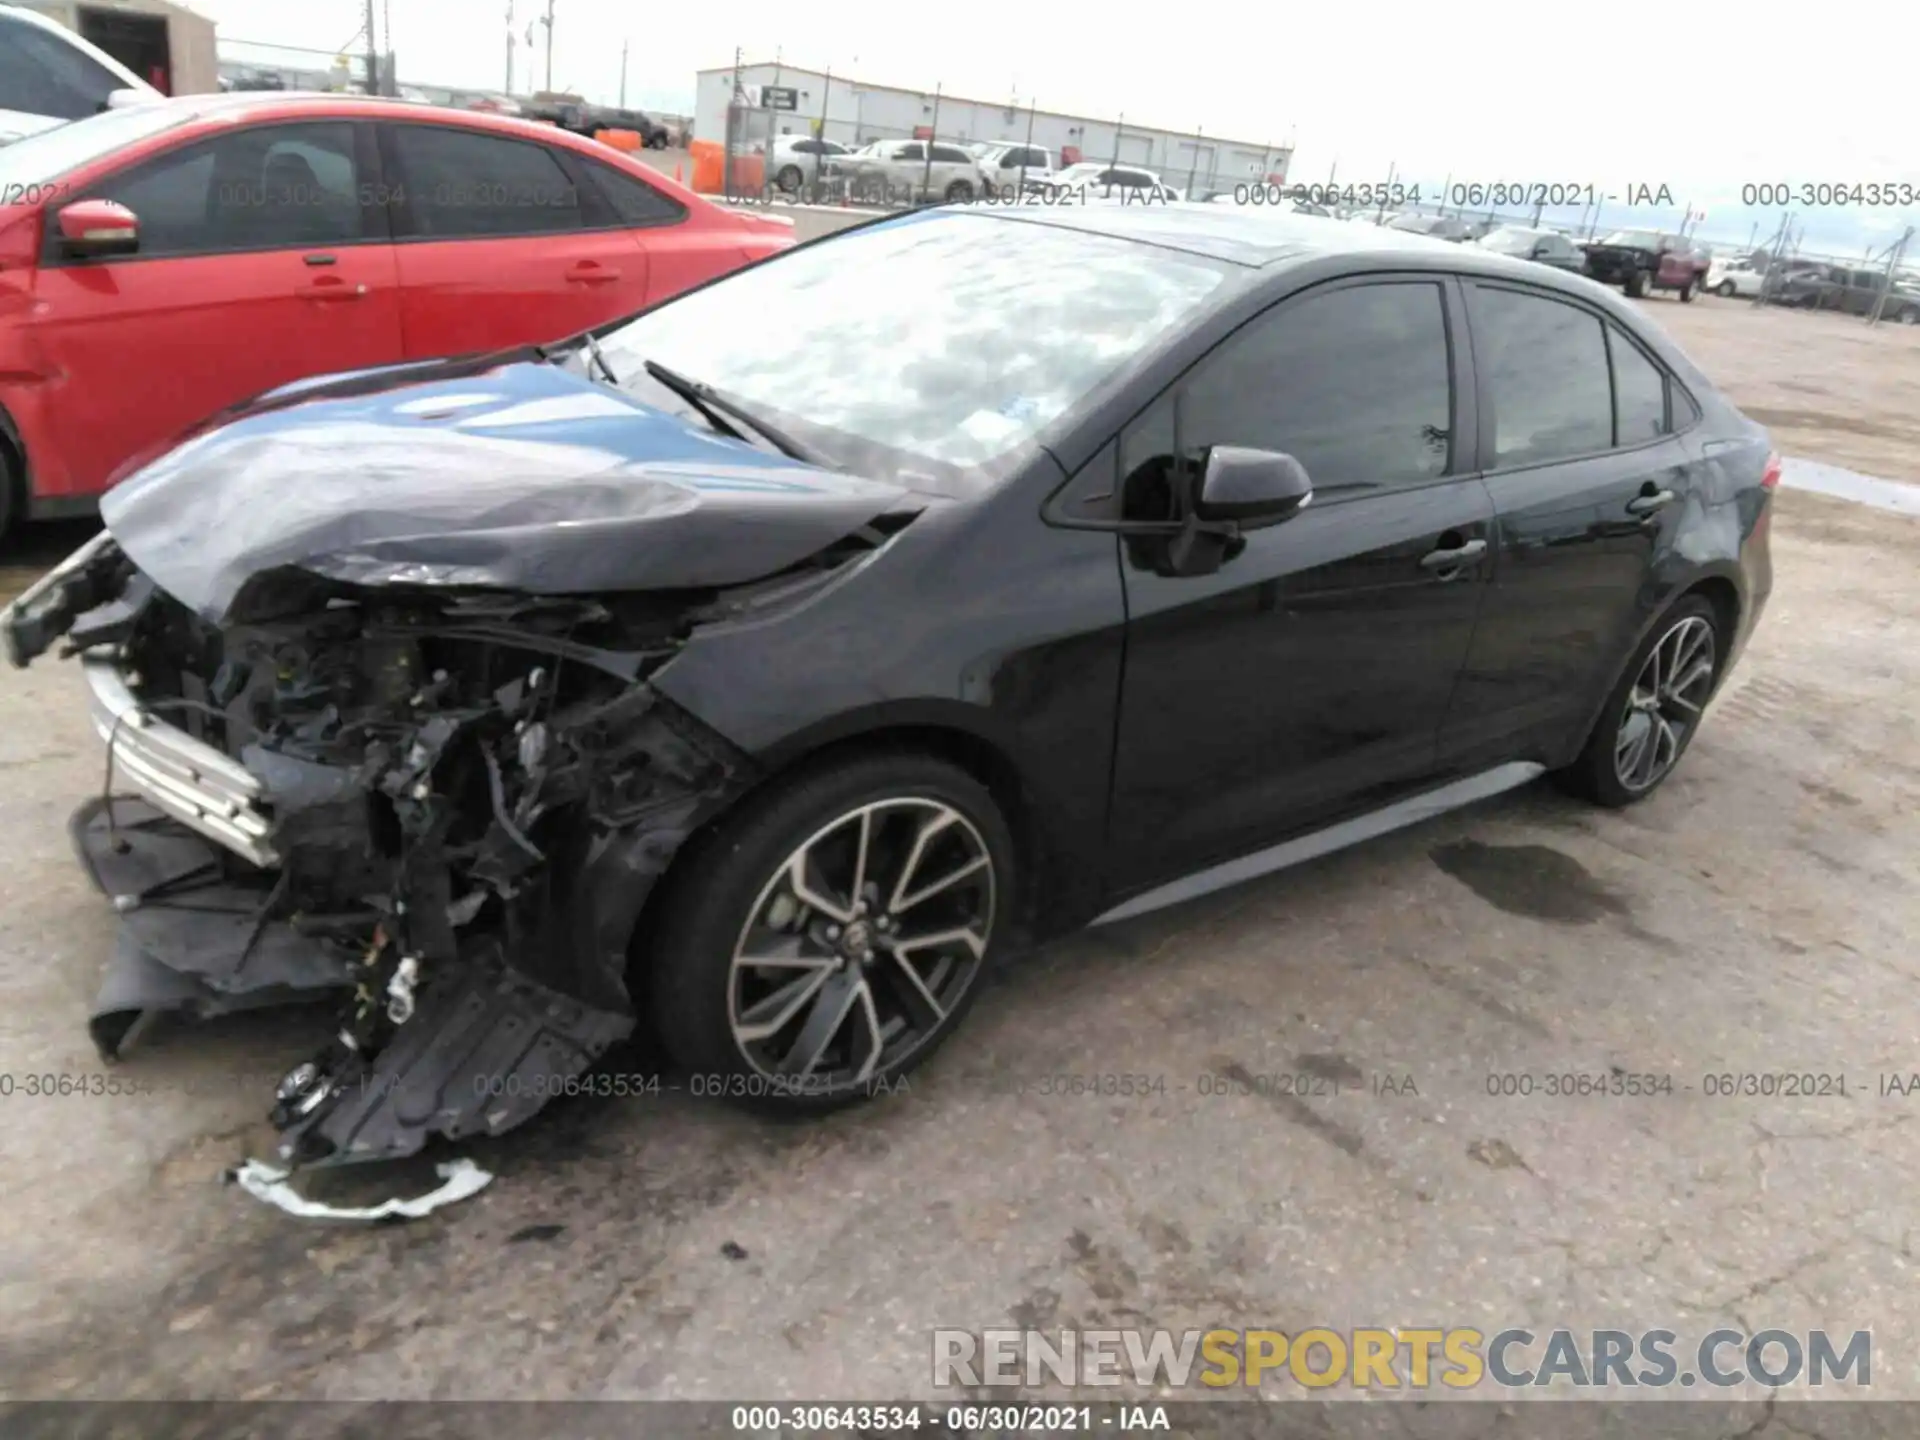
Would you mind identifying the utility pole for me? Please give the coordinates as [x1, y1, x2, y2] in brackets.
[1110, 112, 1124, 170]
[619, 39, 628, 106]
[1753, 211, 1792, 309]
[1867, 226, 1914, 327]
[542, 0, 556, 92]
[363, 0, 378, 95]
[504, 0, 514, 93]
[1186, 126, 1201, 197]
[1375, 160, 1395, 222]
[921, 82, 941, 200]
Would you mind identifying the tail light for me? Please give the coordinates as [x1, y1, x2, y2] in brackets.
[1761, 451, 1782, 491]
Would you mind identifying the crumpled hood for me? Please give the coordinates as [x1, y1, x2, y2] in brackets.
[101, 357, 913, 623]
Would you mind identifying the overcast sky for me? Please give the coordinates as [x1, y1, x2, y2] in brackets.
[193, 0, 1918, 244]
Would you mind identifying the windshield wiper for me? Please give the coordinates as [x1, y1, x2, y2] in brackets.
[581, 331, 620, 387]
[642, 359, 833, 469]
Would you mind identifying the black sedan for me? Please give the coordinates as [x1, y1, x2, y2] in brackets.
[2, 204, 1777, 1168]
[1475, 225, 1589, 272]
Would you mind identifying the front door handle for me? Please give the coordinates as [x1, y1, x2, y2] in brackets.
[1626, 488, 1677, 516]
[1420, 537, 1488, 571]
[566, 262, 622, 284]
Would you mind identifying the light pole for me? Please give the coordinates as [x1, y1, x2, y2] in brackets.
[363, 0, 378, 95]
[504, 0, 514, 93]
[619, 39, 628, 106]
[542, 0, 555, 92]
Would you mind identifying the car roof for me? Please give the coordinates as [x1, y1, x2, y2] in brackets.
[83, 88, 636, 150]
[961, 202, 1633, 285]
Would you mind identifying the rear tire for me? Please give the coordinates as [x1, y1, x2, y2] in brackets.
[775, 164, 803, 194]
[1555, 597, 1723, 808]
[1623, 269, 1647, 298]
[0, 440, 19, 546]
[1716, 279, 1736, 297]
[647, 752, 1016, 1115]
[1679, 281, 1694, 303]
[944, 179, 975, 203]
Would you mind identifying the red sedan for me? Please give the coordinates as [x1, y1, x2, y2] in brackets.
[0, 93, 794, 535]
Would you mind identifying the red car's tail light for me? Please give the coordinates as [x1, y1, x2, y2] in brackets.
[1761, 451, 1782, 490]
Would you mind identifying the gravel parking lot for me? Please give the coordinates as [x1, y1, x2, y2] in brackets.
[1, 288, 1916, 1414]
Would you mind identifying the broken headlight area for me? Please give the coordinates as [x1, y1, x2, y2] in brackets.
[55, 557, 758, 1168]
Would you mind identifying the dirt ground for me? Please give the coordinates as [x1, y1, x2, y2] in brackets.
[0, 277, 1917, 1422]
[1638, 289, 1920, 483]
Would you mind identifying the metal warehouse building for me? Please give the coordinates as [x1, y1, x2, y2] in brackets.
[694, 61, 1291, 193]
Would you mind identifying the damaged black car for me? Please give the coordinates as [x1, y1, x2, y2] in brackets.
[3, 204, 1774, 1168]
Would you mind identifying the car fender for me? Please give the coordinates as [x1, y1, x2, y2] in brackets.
[1561, 555, 1748, 765]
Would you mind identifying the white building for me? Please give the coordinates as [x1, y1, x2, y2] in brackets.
[693, 61, 1291, 194]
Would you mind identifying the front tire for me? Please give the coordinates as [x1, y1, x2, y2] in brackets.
[1556, 598, 1722, 807]
[944, 178, 975, 203]
[1716, 279, 1737, 297]
[648, 752, 1015, 1114]
[1623, 269, 1647, 298]
[1679, 281, 1694, 303]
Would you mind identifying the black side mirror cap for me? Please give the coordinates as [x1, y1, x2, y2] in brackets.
[1192, 446, 1313, 528]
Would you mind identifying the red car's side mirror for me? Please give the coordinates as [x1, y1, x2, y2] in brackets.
[56, 199, 140, 258]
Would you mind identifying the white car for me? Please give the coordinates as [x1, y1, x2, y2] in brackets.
[1706, 257, 1764, 298]
[0, 3, 160, 146]
[976, 142, 1055, 196]
[1207, 191, 1329, 217]
[842, 138, 987, 202]
[769, 134, 855, 193]
[1047, 162, 1183, 203]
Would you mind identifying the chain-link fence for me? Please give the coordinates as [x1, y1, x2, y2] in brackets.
[705, 66, 1291, 212]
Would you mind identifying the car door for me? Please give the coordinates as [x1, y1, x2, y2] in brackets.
[571, 154, 732, 306]
[26, 119, 400, 499]
[927, 143, 977, 196]
[1104, 277, 1494, 895]
[379, 120, 649, 358]
[1440, 281, 1699, 768]
[881, 141, 924, 197]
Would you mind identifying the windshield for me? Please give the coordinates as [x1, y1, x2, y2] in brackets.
[596, 211, 1230, 493]
[1601, 229, 1661, 248]
[1386, 214, 1438, 232]
[0, 104, 191, 190]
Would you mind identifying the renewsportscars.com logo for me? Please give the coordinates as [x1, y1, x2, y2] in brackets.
[932, 1328, 1873, 1391]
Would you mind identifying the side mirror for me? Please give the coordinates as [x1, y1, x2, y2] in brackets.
[56, 199, 140, 258]
[1193, 446, 1313, 528]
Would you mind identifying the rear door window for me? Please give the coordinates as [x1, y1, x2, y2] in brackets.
[1473, 285, 1613, 467]
[1609, 326, 1669, 444]
[386, 123, 587, 238]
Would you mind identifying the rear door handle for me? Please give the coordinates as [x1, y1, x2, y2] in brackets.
[1626, 488, 1677, 516]
[566, 262, 622, 284]
[299, 275, 367, 301]
[1420, 537, 1488, 571]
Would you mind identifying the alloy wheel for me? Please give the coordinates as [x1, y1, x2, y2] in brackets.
[1613, 615, 1717, 793]
[728, 798, 996, 1088]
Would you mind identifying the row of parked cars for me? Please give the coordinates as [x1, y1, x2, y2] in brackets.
[766, 135, 1185, 204]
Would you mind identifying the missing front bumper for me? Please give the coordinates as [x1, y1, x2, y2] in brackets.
[73, 796, 635, 1167]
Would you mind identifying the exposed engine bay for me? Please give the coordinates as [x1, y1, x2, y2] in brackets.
[1, 532, 923, 1168]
